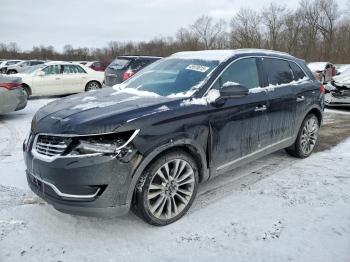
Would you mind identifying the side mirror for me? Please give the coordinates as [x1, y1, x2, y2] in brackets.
[219, 82, 249, 98]
[37, 71, 45, 76]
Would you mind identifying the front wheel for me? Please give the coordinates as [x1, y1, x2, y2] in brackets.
[85, 81, 101, 91]
[286, 114, 319, 158]
[7, 70, 17, 74]
[134, 150, 199, 226]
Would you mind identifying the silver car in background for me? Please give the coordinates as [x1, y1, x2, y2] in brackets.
[5, 60, 46, 74]
[0, 75, 27, 114]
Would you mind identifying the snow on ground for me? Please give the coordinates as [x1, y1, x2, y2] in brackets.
[0, 98, 350, 262]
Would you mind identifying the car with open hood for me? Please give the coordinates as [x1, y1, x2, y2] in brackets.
[325, 67, 350, 107]
[308, 62, 336, 83]
[23, 49, 324, 226]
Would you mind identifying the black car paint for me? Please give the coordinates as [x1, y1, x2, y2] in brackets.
[24, 51, 323, 218]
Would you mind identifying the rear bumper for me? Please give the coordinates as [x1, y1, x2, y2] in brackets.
[0, 87, 27, 114]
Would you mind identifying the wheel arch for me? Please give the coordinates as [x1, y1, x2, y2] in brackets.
[125, 139, 209, 206]
[85, 80, 102, 88]
[21, 83, 32, 96]
[308, 107, 323, 126]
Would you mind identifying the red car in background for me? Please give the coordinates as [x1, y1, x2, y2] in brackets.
[85, 61, 109, 72]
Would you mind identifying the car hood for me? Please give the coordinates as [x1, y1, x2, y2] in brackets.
[31, 87, 184, 135]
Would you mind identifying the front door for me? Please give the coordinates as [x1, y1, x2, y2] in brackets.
[208, 57, 269, 175]
[32, 65, 62, 96]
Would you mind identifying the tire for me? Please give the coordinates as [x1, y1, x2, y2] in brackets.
[85, 81, 101, 91]
[133, 150, 199, 226]
[22, 86, 31, 99]
[7, 70, 17, 74]
[285, 114, 319, 158]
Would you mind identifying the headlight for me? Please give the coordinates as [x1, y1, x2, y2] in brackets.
[68, 129, 140, 156]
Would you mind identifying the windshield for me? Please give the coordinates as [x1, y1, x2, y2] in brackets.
[118, 58, 219, 97]
[109, 58, 131, 69]
[22, 64, 45, 74]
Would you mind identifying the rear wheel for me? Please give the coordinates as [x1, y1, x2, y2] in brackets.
[85, 81, 101, 91]
[286, 114, 319, 158]
[134, 150, 199, 226]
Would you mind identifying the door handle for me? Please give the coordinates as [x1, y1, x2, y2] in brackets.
[296, 96, 305, 102]
[254, 105, 267, 112]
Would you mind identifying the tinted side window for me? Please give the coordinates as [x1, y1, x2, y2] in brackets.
[130, 60, 148, 71]
[75, 65, 86, 73]
[42, 65, 61, 75]
[263, 58, 293, 85]
[214, 58, 260, 89]
[289, 62, 306, 81]
[31, 61, 44, 66]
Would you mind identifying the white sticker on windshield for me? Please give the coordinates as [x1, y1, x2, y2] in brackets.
[186, 64, 210, 73]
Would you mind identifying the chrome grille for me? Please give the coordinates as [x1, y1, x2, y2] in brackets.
[34, 135, 70, 157]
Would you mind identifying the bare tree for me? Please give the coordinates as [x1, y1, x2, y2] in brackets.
[230, 8, 262, 48]
[190, 16, 227, 49]
[262, 2, 287, 50]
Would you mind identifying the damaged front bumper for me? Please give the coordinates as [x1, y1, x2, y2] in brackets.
[23, 130, 142, 218]
[325, 84, 350, 107]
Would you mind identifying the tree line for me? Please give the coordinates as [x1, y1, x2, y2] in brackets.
[1, 0, 349, 63]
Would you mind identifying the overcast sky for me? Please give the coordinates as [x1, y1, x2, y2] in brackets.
[1, 0, 349, 51]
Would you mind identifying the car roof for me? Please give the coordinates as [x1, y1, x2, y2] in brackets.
[117, 56, 162, 60]
[170, 49, 294, 63]
[44, 61, 74, 66]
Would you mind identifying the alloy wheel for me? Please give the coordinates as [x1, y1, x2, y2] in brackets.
[300, 117, 318, 155]
[87, 82, 100, 91]
[147, 159, 195, 220]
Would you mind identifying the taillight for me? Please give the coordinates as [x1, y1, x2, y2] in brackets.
[320, 84, 325, 94]
[122, 70, 134, 81]
[0, 82, 21, 90]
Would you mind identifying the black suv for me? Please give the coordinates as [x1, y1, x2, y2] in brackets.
[104, 56, 162, 87]
[23, 49, 324, 226]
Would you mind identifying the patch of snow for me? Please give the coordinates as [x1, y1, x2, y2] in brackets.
[223, 81, 240, 87]
[72, 101, 117, 110]
[181, 98, 207, 106]
[82, 96, 97, 102]
[157, 105, 170, 111]
[206, 89, 221, 103]
[249, 77, 310, 94]
[112, 88, 160, 98]
[308, 62, 329, 72]
[171, 49, 292, 63]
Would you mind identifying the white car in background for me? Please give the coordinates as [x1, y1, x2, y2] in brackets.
[17, 61, 104, 97]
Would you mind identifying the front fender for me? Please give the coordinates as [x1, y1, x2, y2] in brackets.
[124, 137, 209, 206]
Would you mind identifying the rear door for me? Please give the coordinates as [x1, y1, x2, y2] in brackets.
[262, 58, 297, 144]
[209, 57, 269, 175]
[61, 64, 85, 94]
[289, 61, 319, 129]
